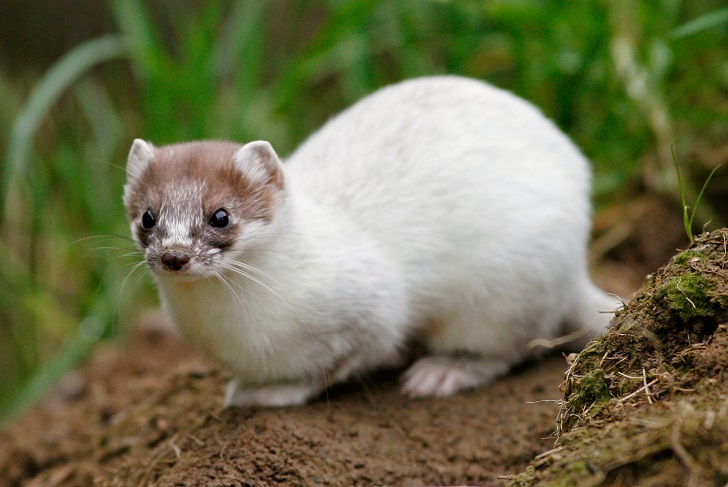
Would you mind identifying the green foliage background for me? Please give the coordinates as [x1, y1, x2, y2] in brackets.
[0, 0, 726, 425]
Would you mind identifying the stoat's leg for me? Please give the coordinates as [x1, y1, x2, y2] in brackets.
[400, 355, 510, 398]
[223, 379, 323, 408]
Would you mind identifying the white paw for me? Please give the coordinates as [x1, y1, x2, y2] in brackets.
[223, 379, 321, 408]
[400, 356, 509, 398]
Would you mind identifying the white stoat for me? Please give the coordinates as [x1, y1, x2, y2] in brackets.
[123, 76, 619, 408]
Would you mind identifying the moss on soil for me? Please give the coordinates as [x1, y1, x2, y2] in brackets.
[509, 228, 728, 486]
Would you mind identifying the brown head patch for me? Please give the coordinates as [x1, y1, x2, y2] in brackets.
[125, 140, 284, 225]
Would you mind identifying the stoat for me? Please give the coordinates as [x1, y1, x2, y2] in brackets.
[123, 76, 619, 407]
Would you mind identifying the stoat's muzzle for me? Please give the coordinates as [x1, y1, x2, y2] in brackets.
[160, 250, 191, 272]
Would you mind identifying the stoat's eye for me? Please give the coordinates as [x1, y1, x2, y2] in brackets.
[209, 208, 230, 228]
[141, 209, 156, 229]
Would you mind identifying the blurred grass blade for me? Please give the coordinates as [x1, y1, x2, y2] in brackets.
[272, 0, 382, 111]
[669, 8, 728, 39]
[1, 35, 127, 215]
[0, 306, 111, 428]
[110, 0, 174, 79]
[672, 145, 722, 244]
[690, 164, 722, 236]
[213, 0, 265, 86]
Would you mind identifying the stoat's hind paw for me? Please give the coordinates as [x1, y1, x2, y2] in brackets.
[400, 355, 510, 398]
[223, 379, 322, 408]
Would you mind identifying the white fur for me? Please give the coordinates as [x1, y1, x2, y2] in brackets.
[232, 141, 281, 185]
[145, 76, 620, 407]
[126, 138, 154, 182]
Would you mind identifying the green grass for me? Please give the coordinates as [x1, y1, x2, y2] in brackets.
[1, 0, 726, 426]
[673, 147, 722, 244]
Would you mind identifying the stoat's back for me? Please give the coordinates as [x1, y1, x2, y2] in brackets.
[284, 75, 592, 281]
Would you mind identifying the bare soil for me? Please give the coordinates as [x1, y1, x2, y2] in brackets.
[1, 318, 572, 487]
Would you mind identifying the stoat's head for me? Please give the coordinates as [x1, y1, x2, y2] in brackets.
[123, 139, 286, 279]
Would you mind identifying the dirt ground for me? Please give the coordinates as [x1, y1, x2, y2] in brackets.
[0, 194, 699, 486]
[1, 322, 571, 487]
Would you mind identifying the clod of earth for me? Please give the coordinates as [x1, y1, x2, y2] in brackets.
[509, 228, 728, 486]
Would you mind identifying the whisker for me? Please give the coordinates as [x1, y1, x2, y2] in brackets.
[215, 265, 261, 296]
[117, 251, 142, 257]
[89, 246, 139, 254]
[120, 261, 142, 272]
[212, 258, 331, 391]
[224, 259, 283, 289]
[219, 262, 284, 302]
[119, 261, 150, 299]
[223, 232, 383, 264]
[211, 268, 253, 325]
[59, 234, 136, 251]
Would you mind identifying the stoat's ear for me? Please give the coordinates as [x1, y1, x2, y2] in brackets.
[232, 141, 285, 190]
[127, 139, 154, 182]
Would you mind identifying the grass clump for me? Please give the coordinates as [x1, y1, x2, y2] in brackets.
[672, 147, 722, 245]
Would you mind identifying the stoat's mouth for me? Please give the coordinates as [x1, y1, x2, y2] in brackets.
[155, 266, 209, 283]
[161, 266, 190, 275]
[150, 257, 210, 281]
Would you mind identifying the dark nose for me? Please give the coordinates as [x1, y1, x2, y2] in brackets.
[161, 251, 191, 271]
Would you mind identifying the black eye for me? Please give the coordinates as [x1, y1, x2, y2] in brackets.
[141, 209, 156, 229]
[209, 208, 230, 228]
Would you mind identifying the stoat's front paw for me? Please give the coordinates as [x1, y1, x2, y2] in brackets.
[223, 379, 322, 408]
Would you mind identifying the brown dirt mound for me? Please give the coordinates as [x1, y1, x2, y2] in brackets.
[509, 228, 728, 486]
[0, 312, 570, 487]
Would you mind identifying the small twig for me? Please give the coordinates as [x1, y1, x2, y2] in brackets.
[617, 372, 642, 380]
[534, 446, 565, 460]
[606, 292, 628, 309]
[169, 435, 182, 458]
[618, 378, 659, 403]
[219, 440, 231, 460]
[642, 368, 654, 404]
[599, 350, 610, 368]
[527, 329, 588, 349]
[187, 434, 204, 446]
[676, 280, 696, 308]
[610, 356, 628, 369]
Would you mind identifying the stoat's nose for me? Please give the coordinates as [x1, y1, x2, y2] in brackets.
[161, 251, 190, 271]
